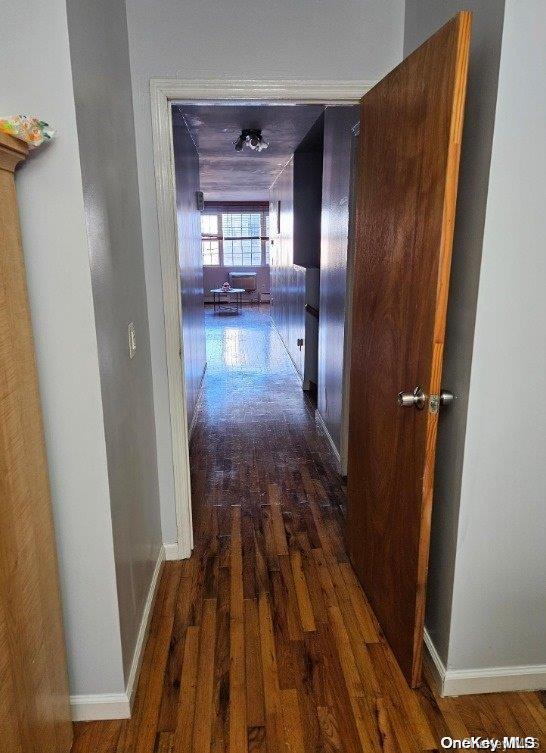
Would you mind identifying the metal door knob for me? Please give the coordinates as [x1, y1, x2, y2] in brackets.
[397, 387, 426, 409]
[440, 390, 454, 405]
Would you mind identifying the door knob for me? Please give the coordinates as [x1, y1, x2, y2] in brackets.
[439, 390, 454, 405]
[397, 387, 426, 409]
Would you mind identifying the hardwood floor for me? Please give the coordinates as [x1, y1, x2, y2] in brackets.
[72, 305, 545, 752]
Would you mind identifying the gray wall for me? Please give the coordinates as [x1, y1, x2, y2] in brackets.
[124, 0, 405, 544]
[1, 0, 125, 696]
[447, 0, 546, 673]
[317, 106, 359, 455]
[172, 119, 207, 437]
[66, 0, 163, 682]
[404, 0, 506, 664]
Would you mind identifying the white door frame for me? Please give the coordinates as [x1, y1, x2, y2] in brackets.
[150, 78, 372, 559]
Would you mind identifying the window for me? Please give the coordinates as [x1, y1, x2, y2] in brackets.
[264, 214, 270, 265]
[222, 211, 262, 266]
[201, 239, 220, 266]
[200, 203, 269, 266]
[200, 214, 220, 265]
[201, 214, 218, 236]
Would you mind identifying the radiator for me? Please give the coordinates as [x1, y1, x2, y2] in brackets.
[228, 272, 257, 292]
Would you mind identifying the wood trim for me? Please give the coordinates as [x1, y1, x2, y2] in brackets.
[150, 79, 369, 559]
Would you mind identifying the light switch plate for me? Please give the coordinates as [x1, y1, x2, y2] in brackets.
[128, 322, 136, 359]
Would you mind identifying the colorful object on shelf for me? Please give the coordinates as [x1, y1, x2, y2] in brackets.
[221, 282, 231, 292]
[0, 115, 54, 149]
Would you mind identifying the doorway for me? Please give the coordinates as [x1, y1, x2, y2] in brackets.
[150, 80, 368, 560]
[170, 100, 353, 535]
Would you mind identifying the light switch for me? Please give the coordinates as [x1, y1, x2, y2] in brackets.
[128, 322, 136, 359]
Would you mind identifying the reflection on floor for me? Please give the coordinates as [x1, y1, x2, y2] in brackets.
[72, 305, 545, 752]
[190, 304, 345, 534]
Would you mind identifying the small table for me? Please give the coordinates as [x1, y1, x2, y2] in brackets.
[210, 288, 245, 314]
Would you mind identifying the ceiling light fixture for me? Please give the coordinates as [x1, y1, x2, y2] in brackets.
[233, 128, 269, 153]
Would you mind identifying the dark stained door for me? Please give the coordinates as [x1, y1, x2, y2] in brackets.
[346, 12, 472, 686]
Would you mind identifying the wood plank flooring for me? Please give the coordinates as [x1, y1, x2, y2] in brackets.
[72, 306, 545, 752]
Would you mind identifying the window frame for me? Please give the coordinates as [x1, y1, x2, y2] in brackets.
[200, 201, 270, 267]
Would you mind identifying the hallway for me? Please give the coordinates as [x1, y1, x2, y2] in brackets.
[72, 307, 545, 753]
[190, 304, 345, 538]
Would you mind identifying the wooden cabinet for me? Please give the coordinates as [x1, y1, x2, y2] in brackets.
[0, 132, 72, 752]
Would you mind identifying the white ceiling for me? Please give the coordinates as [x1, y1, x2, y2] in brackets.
[172, 103, 324, 201]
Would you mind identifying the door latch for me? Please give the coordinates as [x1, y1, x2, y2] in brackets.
[429, 390, 455, 414]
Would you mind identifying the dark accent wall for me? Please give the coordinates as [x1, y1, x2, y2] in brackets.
[172, 120, 207, 434]
[270, 159, 306, 379]
[317, 106, 359, 459]
[293, 114, 324, 268]
[404, 0, 506, 663]
[270, 109, 326, 391]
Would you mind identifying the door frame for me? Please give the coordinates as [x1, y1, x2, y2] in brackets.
[150, 78, 373, 558]
[340, 121, 360, 476]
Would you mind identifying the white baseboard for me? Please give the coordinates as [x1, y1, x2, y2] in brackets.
[188, 364, 206, 443]
[315, 409, 341, 473]
[70, 545, 166, 721]
[70, 693, 131, 722]
[443, 664, 546, 696]
[163, 542, 181, 561]
[423, 628, 446, 694]
[424, 628, 546, 696]
[125, 546, 165, 708]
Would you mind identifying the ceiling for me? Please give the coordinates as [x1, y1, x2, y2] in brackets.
[172, 103, 324, 201]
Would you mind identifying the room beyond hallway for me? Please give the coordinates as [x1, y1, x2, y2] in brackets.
[71, 304, 545, 753]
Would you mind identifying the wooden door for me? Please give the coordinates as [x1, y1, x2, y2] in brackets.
[0, 132, 73, 751]
[346, 12, 472, 687]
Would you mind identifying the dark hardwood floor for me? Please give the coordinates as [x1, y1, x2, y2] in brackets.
[72, 305, 545, 752]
